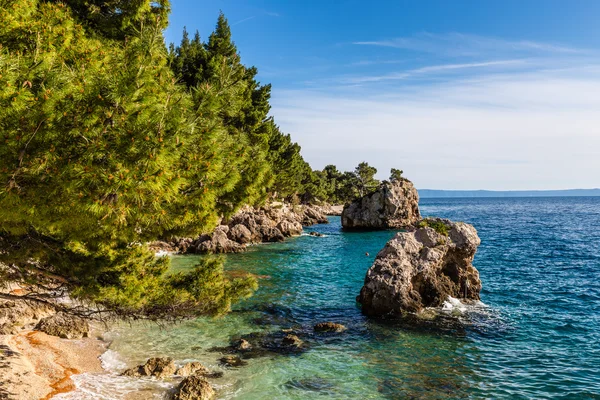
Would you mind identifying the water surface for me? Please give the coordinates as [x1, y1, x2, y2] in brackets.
[60, 197, 600, 399]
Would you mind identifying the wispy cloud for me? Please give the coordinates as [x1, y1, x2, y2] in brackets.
[353, 32, 588, 57]
[344, 59, 527, 83]
[232, 16, 256, 26]
[271, 67, 600, 190]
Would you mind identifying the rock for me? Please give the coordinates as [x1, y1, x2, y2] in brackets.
[219, 355, 247, 367]
[195, 226, 245, 254]
[172, 202, 330, 254]
[277, 220, 303, 237]
[302, 205, 329, 226]
[175, 361, 210, 377]
[121, 357, 177, 378]
[34, 312, 89, 339]
[309, 232, 324, 237]
[342, 179, 421, 230]
[358, 218, 482, 316]
[228, 224, 253, 244]
[172, 375, 215, 400]
[0, 298, 54, 334]
[147, 241, 175, 254]
[314, 322, 346, 333]
[281, 334, 304, 349]
[257, 226, 285, 242]
[232, 339, 252, 352]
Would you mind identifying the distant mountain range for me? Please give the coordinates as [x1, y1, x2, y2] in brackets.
[418, 189, 600, 198]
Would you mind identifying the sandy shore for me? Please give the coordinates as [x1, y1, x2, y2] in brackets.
[0, 329, 107, 400]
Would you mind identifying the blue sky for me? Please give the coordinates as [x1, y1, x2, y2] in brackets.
[165, 1, 600, 190]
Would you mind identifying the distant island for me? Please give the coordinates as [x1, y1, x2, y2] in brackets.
[419, 189, 600, 198]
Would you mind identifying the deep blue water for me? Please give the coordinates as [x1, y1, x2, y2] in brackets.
[90, 197, 600, 400]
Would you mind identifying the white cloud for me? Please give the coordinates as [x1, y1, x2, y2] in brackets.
[271, 69, 600, 190]
[343, 60, 527, 83]
[353, 32, 589, 57]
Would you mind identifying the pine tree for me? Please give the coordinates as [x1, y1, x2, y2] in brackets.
[0, 0, 256, 320]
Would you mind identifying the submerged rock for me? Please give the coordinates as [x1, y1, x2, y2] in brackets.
[122, 357, 177, 378]
[281, 334, 304, 351]
[341, 178, 421, 230]
[34, 312, 89, 339]
[314, 322, 346, 333]
[358, 218, 482, 316]
[172, 375, 215, 400]
[232, 339, 252, 352]
[219, 355, 247, 367]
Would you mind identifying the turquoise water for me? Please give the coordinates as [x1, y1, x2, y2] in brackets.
[67, 197, 600, 399]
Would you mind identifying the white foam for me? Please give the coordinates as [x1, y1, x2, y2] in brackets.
[441, 296, 469, 315]
[100, 349, 128, 373]
[154, 250, 172, 257]
[53, 373, 174, 400]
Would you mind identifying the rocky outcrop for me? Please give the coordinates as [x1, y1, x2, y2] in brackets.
[34, 312, 89, 339]
[0, 299, 54, 335]
[121, 357, 177, 378]
[172, 375, 215, 400]
[342, 179, 421, 230]
[358, 218, 482, 316]
[171, 204, 329, 254]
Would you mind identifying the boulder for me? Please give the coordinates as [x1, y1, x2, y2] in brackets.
[172, 375, 215, 400]
[276, 220, 303, 237]
[257, 226, 285, 242]
[342, 179, 421, 230]
[358, 218, 482, 316]
[314, 322, 346, 333]
[121, 357, 177, 378]
[34, 312, 89, 339]
[302, 205, 329, 226]
[175, 361, 210, 377]
[195, 226, 245, 254]
[228, 224, 253, 244]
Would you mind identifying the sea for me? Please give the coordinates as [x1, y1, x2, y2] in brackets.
[57, 197, 600, 399]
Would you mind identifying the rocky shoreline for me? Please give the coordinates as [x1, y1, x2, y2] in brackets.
[150, 203, 342, 255]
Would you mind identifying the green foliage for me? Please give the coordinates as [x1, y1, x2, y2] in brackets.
[390, 168, 404, 181]
[354, 162, 379, 197]
[301, 162, 386, 205]
[168, 13, 306, 204]
[0, 0, 256, 319]
[418, 219, 450, 236]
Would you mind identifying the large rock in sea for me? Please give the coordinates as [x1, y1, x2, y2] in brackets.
[357, 218, 482, 316]
[341, 179, 421, 229]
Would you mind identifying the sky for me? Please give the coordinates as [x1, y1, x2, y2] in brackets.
[165, 0, 600, 190]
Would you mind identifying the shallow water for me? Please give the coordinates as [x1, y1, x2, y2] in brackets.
[58, 197, 600, 399]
